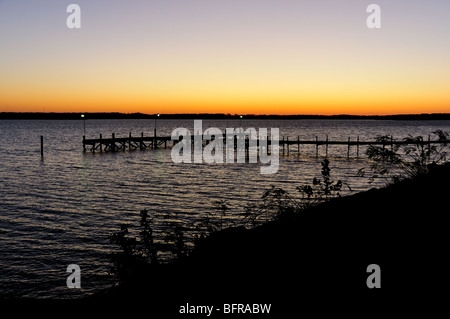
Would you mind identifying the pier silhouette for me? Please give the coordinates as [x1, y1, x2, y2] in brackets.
[82, 133, 447, 159]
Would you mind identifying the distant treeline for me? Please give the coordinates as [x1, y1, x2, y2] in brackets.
[1, 112, 450, 120]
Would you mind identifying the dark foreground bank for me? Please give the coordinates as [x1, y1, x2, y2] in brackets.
[95, 163, 448, 314]
[4, 164, 449, 316]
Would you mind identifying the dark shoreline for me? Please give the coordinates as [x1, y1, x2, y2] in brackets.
[1, 164, 448, 315]
[88, 163, 449, 315]
[1, 112, 450, 120]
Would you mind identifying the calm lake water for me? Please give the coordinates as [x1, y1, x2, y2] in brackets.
[1, 119, 449, 298]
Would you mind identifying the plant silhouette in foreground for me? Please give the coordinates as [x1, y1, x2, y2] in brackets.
[241, 185, 302, 226]
[242, 159, 348, 226]
[109, 209, 159, 284]
[358, 130, 449, 183]
[109, 159, 348, 284]
[193, 199, 235, 238]
[297, 158, 347, 204]
[164, 223, 188, 262]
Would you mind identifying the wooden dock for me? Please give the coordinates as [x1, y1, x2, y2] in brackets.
[83, 133, 171, 153]
[83, 133, 447, 159]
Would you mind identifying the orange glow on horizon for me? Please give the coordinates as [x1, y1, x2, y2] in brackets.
[2, 82, 449, 115]
[3, 100, 449, 116]
[2, 58, 448, 115]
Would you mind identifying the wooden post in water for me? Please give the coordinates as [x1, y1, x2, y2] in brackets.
[112, 133, 116, 152]
[348, 137, 352, 159]
[282, 137, 285, 156]
[140, 132, 144, 150]
[82, 135, 85, 153]
[297, 136, 300, 156]
[325, 136, 329, 157]
[129, 132, 132, 150]
[99, 134, 103, 152]
[245, 137, 249, 161]
[356, 136, 359, 158]
[287, 136, 289, 156]
[41, 135, 44, 157]
[315, 136, 318, 158]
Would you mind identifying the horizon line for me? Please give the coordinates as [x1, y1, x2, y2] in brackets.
[0, 112, 450, 120]
[1, 112, 450, 118]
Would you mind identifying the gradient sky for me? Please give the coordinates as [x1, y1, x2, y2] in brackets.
[1, 0, 449, 115]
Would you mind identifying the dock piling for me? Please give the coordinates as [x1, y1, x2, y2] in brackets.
[315, 136, 318, 158]
[112, 133, 116, 152]
[41, 135, 44, 157]
[347, 137, 350, 159]
[356, 136, 359, 158]
[287, 136, 289, 156]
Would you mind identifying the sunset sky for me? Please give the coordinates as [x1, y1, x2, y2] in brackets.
[1, 0, 449, 115]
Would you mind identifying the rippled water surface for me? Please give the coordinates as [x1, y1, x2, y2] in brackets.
[1, 119, 449, 298]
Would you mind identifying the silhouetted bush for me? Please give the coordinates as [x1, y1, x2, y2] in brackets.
[242, 159, 348, 226]
[358, 130, 449, 183]
[109, 159, 348, 285]
[109, 209, 160, 284]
